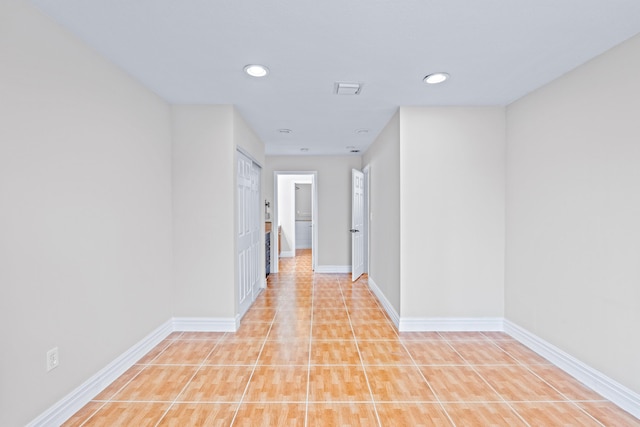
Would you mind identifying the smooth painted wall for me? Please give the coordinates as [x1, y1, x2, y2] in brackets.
[0, 2, 173, 425]
[265, 156, 362, 269]
[506, 33, 640, 393]
[362, 111, 401, 314]
[400, 107, 506, 319]
[172, 105, 264, 318]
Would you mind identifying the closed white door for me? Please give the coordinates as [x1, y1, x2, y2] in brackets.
[351, 169, 364, 281]
[237, 151, 261, 318]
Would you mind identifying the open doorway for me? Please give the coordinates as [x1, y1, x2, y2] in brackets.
[272, 172, 318, 273]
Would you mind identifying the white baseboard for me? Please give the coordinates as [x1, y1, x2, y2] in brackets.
[280, 250, 295, 258]
[504, 319, 640, 419]
[367, 276, 400, 328]
[27, 319, 173, 427]
[172, 316, 239, 332]
[399, 317, 504, 332]
[314, 265, 351, 273]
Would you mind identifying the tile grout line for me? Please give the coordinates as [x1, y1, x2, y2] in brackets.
[339, 276, 383, 427]
[304, 269, 316, 427]
[518, 360, 607, 427]
[153, 333, 228, 427]
[78, 332, 185, 427]
[396, 333, 457, 427]
[228, 315, 277, 427]
[443, 337, 532, 427]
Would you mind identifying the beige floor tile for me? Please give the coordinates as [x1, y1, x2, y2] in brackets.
[448, 341, 518, 365]
[366, 365, 436, 401]
[443, 403, 528, 426]
[176, 332, 226, 341]
[312, 297, 346, 309]
[397, 331, 444, 341]
[308, 365, 372, 402]
[420, 365, 502, 402]
[312, 308, 350, 323]
[156, 403, 237, 426]
[94, 365, 145, 400]
[61, 401, 104, 427]
[348, 308, 391, 323]
[344, 299, 383, 311]
[267, 321, 311, 340]
[114, 365, 198, 401]
[512, 402, 602, 426]
[205, 338, 263, 365]
[233, 403, 306, 427]
[475, 365, 565, 401]
[310, 339, 360, 365]
[352, 323, 399, 340]
[79, 402, 170, 427]
[177, 366, 253, 402]
[258, 339, 310, 365]
[579, 401, 640, 426]
[231, 322, 272, 339]
[243, 366, 308, 402]
[495, 340, 550, 365]
[376, 403, 453, 427]
[306, 403, 379, 427]
[241, 308, 277, 323]
[528, 364, 604, 401]
[403, 341, 466, 365]
[357, 340, 413, 365]
[152, 340, 218, 365]
[136, 340, 173, 364]
[439, 332, 490, 341]
[312, 321, 355, 340]
[482, 331, 516, 341]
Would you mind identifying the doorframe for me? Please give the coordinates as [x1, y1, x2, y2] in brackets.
[273, 171, 318, 273]
[363, 165, 370, 275]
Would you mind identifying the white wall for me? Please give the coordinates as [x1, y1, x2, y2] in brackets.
[172, 106, 235, 318]
[172, 106, 265, 318]
[506, 33, 640, 394]
[362, 111, 401, 313]
[265, 156, 362, 269]
[400, 107, 506, 319]
[0, 2, 174, 425]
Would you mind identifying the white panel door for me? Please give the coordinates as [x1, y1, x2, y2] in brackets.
[351, 169, 364, 281]
[237, 151, 261, 318]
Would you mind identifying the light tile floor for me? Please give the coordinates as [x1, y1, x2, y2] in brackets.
[64, 250, 639, 426]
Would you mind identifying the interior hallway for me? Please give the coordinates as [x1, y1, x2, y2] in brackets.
[63, 250, 639, 426]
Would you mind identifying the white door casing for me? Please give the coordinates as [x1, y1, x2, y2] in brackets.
[351, 169, 364, 281]
[237, 151, 261, 318]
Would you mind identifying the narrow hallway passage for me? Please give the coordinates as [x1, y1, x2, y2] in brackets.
[64, 250, 638, 426]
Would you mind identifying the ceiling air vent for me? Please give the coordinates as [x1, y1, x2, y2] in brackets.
[335, 82, 362, 95]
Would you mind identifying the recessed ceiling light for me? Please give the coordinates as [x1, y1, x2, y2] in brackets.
[278, 129, 292, 134]
[423, 72, 449, 84]
[244, 64, 269, 77]
[355, 129, 369, 134]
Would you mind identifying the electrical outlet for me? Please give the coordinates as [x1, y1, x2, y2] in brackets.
[46, 347, 59, 372]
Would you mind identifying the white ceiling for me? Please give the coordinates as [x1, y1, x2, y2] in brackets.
[30, 0, 640, 156]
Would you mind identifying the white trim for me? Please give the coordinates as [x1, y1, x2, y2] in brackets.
[504, 319, 640, 419]
[27, 319, 173, 427]
[314, 265, 352, 274]
[399, 317, 504, 332]
[279, 250, 295, 258]
[367, 276, 400, 328]
[172, 316, 239, 332]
